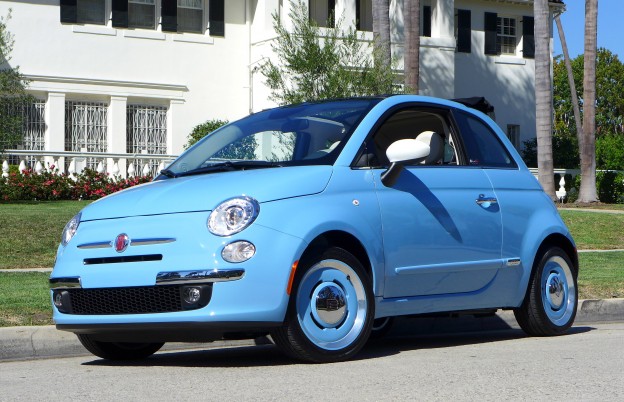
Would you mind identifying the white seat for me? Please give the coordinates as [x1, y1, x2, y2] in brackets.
[415, 131, 444, 165]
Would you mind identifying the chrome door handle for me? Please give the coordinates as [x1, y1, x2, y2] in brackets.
[476, 195, 498, 206]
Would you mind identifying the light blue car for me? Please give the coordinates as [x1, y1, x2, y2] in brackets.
[51, 95, 578, 363]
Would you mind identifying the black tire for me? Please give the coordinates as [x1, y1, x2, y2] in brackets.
[369, 317, 394, 340]
[77, 334, 164, 360]
[271, 247, 374, 363]
[514, 247, 578, 336]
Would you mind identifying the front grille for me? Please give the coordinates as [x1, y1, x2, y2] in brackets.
[65, 285, 189, 315]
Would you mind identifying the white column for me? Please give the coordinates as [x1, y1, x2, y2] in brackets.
[46, 92, 66, 172]
[108, 96, 127, 178]
[168, 100, 185, 155]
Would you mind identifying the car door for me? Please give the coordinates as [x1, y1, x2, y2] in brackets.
[359, 106, 505, 298]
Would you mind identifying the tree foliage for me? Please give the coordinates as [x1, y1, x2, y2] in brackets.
[259, 0, 399, 105]
[184, 119, 229, 149]
[0, 10, 31, 153]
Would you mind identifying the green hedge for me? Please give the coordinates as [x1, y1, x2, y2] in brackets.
[568, 171, 624, 204]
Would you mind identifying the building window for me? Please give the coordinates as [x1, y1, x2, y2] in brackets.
[178, 0, 203, 33]
[60, 0, 106, 25]
[126, 105, 167, 176]
[356, 0, 372, 32]
[497, 17, 517, 55]
[455, 9, 471, 53]
[65, 101, 108, 170]
[422, 5, 431, 37]
[309, 0, 335, 28]
[129, 0, 156, 29]
[507, 124, 520, 150]
[1, 99, 46, 167]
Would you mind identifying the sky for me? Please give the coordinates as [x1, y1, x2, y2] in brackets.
[553, 0, 623, 59]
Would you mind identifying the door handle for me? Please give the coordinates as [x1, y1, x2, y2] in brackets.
[476, 195, 498, 208]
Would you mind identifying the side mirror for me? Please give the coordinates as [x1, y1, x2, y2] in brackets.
[381, 139, 430, 187]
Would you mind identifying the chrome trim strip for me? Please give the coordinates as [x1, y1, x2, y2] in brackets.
[49, 277, 82, 289]
[77, 238, 176, 249]
[77, 241, 112, 249]
[131, 238, 176, 246]
[156, 269, 245, 285]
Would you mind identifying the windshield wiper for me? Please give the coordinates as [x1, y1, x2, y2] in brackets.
[159, 168, 178, 178]
[176, 161, 282, 178]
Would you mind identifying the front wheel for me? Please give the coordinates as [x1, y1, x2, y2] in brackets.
[77, 334, 164, 360]
[271, 247, 374, 363]
[514, 247, 578, 336]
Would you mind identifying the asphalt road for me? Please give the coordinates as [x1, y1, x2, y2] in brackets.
[1, 322, 623, 401]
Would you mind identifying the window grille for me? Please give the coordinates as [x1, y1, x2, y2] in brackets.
[77, 0, 106, 25]
[129, 0, 156, 29]
[126, 105, 168, 176]
[65, 101, 108, 170]
[1, 99, 46, 167]
[178, 0, 203, 33]
[497, 17, 517, 55]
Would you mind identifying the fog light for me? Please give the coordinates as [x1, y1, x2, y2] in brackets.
[222, 241, 256, 263]
[183, 287, 202, 304]
[54, 292, 63, 308]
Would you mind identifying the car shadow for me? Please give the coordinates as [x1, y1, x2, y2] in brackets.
[81, 315, 594, 368]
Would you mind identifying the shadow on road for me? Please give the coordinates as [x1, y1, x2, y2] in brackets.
[81, 317, 595, 368]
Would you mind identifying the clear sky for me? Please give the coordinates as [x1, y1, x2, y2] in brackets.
[553, 0, 623, 59]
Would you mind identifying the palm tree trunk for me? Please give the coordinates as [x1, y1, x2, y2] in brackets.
[373, 0, 392, 69]
[404, 0, 420, 93]
[534, 0, 556, 200]
[578, 0, 599, 203]
[555, 15, 583, 150]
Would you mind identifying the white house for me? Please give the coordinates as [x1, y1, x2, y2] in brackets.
[0, 0, 564, 177]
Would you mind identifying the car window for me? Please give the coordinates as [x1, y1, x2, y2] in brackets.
[357, 108, 460, 167]
[452, 110, 516, 168]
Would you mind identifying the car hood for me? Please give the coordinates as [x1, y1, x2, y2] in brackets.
[80, 166, 333, 221]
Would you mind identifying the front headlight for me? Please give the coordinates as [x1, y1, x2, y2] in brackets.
[61, 213, 81, 246]
[207, 196, 259, 236]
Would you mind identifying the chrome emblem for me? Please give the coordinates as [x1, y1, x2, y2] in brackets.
[114, 234, 130, 253]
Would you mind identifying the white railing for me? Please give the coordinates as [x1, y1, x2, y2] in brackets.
[1, 149, 178, 180]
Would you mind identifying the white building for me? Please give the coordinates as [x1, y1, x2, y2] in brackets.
[0, 0, 564, 177]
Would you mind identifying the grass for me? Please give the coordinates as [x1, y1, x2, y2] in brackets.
[0, 201, 622, 327]
[0, 272, 52, 326]
[559, 210, 624, 250]
[0, 201, 90, 269]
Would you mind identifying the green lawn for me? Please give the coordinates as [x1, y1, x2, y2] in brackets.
[578, 251, 624, 299]
[0, 201, 90, 269]
[559, 210, 624, 250]
[0, 272, 52, 326]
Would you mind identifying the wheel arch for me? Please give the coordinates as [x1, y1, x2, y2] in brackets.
[534, 233, 579, 276]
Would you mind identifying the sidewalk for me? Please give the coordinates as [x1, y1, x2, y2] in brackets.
[1, 299, 623, 362]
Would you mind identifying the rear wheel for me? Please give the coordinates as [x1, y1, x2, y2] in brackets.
[271, 247, 374, 363]
[514, 247, 577, 336]
[77, 334, 164, 360]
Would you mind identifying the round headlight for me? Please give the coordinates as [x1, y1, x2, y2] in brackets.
[61, 212, 81, 246]
[208, 197, 259, 236]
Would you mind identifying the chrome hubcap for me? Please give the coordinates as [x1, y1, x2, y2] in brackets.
[314, 284, 347, 327]
[541, 255, 576, 326]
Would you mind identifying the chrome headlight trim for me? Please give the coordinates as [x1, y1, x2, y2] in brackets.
[207, 196, 260, 236]
[61, 212, 82, 247]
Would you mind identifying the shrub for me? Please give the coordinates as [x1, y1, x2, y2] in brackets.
[184, 119, 229, 150]
[596, 134, 624, 170]
[571, 171, 624, 204]
[0, 167, 151, 202]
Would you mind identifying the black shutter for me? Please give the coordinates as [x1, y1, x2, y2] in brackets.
[356, 0, 361, 30]
[210, 0, 225, 36]
[60, 0, 77, 24]
[457, 9, 471, 53]
[162, 0, 177, 33]
[328, 0, 336, 28]
[112, 0, 129, 28]
[523, 16, 535, 58]
[484, 12, 498, 55]
[423, 6, 431, 37]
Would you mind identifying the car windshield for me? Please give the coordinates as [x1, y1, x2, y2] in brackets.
[163, 99, 380, 177]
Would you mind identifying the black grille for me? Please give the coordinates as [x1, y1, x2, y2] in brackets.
[66, 285, 185, 315]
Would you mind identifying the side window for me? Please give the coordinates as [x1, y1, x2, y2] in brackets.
[362, 108, 460, 167]
[453, 110, 516, 168]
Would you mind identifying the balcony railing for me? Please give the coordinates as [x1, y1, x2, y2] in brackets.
[1, 149, 178, 179]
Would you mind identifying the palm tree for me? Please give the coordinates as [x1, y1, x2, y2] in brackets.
[534, 0, 556, 200]
[403, 0, 420, 93]
[578, 0, 599, 203]
[555, 16, 583, 148]
[372, 0, 391, 69]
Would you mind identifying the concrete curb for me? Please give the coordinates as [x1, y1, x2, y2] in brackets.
[1, 298, 622, 362]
